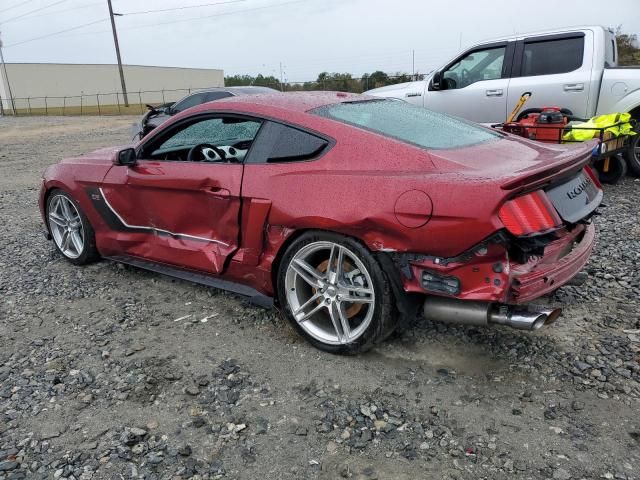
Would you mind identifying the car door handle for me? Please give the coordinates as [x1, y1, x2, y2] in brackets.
[563, 83, 584, 92]
[485, 89, 503, 97]
[205, 186, 231, 198]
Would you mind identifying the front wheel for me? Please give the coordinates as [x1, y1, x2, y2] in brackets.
[46, 189, 99, 265]
[276, 232, 396, 354]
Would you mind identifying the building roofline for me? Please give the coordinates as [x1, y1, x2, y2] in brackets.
[3, 62, 223, 72]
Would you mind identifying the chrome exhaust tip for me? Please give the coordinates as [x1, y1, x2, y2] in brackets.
[498, 311, 548, 331]
[539, 307, 562, 324]
[422, 297, 561, 332]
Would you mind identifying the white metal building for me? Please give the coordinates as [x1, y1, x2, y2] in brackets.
[0, 63, 224, 113]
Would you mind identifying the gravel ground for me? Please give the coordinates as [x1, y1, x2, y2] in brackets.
[1, 115, 639, 480]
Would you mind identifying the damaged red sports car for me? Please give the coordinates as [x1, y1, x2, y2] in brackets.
[39, 92, 602, 354]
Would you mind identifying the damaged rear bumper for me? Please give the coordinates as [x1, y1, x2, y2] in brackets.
[393, 222, 595, 305]
[509, 222, 595, 302]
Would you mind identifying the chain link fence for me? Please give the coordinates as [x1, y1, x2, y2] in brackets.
[0, 75, 422, 117]
[0, 86, 214, 117]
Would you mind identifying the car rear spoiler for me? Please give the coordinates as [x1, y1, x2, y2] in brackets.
[501, 147, 594, 193]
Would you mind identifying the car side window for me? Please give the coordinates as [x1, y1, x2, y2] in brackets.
[143, 116, 262, 162]
[172, 93, 207, 113]
[521, 37, 584, 76]
[248, 122, 329, 163]
[442, 46, 506, 89]
[205, 92, 233, 102]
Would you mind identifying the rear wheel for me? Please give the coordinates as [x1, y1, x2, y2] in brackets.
[277, 232, 396, 354]
[46, 190, 99, 265]
[624, 132, 640, 176]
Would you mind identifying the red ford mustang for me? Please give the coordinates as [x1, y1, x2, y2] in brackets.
[40, 92, 602, 354]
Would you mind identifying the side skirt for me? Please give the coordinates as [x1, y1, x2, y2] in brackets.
[105, 255, 274, 309]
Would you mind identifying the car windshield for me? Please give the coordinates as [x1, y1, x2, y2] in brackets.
[312, 99, 501, 149]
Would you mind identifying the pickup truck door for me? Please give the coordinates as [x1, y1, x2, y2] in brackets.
[506, 32, 595, 119]
[423, 42, 514, 123]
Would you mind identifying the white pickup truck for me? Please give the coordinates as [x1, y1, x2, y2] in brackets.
[365, 26, 640, 174]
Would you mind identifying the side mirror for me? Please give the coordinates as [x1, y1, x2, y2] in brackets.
[115, 147, 137, 166]
[431, 71, 443, 90]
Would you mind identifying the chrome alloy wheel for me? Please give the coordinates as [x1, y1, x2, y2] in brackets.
[284, 241, 375, 345]
[48, 195, 85, 259]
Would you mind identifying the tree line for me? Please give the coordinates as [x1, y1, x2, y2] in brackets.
[224, 71, 422, 93]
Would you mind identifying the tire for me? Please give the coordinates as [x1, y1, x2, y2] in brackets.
[593, 155, 628, 184]
[624, 132, 640, 176]
[46, 189, 99, 265]
[276, 231, 396, 354]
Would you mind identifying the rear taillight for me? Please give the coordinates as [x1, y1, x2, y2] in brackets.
[584, 165, 602, 189]
[498, 190, 561, 236]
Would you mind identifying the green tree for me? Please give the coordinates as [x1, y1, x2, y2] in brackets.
[367, 70, 389, 88]
[224, 74, 255, 86]
[224, 74, 281, 89]
[616, 27, 640, 66]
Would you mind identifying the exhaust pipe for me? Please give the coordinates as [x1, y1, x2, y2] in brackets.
[423, 297, 561, 331]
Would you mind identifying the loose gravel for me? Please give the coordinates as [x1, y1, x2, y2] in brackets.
[0, 115, 639, 480]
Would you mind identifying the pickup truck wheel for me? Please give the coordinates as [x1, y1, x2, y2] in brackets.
[623, 133, 640, 176]
[277, 232, 396, 355]
[593, 155, 628, 184]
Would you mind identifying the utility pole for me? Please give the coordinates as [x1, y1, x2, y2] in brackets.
[412, 49, 415, 80]
[107, 0, 128, 106]
[0, 32, 16, 116]
[279, 62, 284, 92]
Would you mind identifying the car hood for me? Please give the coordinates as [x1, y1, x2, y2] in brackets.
[365, 80, 427, 97]
[131, 111, 171, 139]
[429, 133, 597, 191]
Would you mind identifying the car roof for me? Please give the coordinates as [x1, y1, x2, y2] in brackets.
[202, 91, 369, 113]
[467, 25, 607, 46]
[191, 86, 278, 95]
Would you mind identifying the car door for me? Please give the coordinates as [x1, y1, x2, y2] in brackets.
[100, 114, 262, 273]
[507, 32, 594, 119]
[424, 42, 514, 123]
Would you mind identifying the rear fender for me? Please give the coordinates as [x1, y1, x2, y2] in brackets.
[605, 89, 640, 117]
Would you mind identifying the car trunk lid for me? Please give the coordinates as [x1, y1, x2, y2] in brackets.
[430, 134, 601, 224]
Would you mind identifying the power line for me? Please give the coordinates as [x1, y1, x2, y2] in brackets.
[119, 0, 247, 16]
[7, 1, 103, 22]
[4, 0, 316, 47]
[115, 0, 315, 31]
[0, 0, 70, 24]
[4, 18, 106, 47]
[0, 0, 37, 15]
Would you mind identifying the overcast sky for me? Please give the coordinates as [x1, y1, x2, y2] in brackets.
[1, 0, 639, 81]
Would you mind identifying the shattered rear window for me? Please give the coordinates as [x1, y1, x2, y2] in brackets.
[312, 99, 501, 150]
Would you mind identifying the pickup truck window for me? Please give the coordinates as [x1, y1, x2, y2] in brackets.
[313, 100, 501, 150]
[522, 37, 584, 76]
[442, 46, 506, 89]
